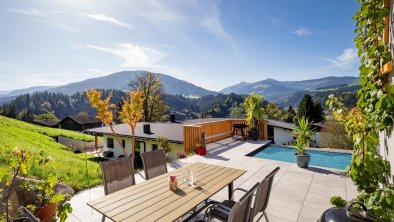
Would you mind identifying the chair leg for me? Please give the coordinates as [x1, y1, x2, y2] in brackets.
[263, 211, 269, 222]
[102, 215, 106, 222]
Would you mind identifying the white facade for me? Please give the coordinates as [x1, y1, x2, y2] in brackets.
[272, 126, 321, 147]
[102, 135, 184, 158]
[273, 127, 294, 145]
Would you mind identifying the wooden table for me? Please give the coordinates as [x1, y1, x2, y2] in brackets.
[88, 162, 246, 222]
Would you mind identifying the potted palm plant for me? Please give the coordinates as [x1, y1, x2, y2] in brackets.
[244, 94, 266, 141]
[293, 117, 316, 168]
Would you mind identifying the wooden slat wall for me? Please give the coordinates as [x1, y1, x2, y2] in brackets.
[183, 119, 268, 154]
[200, 120, 232, 143]
[183, 125, 201, 154]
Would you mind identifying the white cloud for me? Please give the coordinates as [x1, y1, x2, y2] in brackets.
[7, 7, 40, 16]
[6, 7, 79, 33]
[326, 48, 358, 69]
[199, 3, 240, 58]
[86, 43, 166, 68]
[292, 27, 311, 36]
[81, 12, 133, 29]
[267, 16, 283, 27]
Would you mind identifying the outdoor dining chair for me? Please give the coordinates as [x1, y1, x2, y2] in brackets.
[140, 149, 168, 180]
[203, 182, 260, 222]
[250, 167, 280, 222]
[18, 206, 40, 222]
[100, 156, 136, 221]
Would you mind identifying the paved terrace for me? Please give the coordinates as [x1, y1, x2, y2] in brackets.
[67, 139, 358, 222]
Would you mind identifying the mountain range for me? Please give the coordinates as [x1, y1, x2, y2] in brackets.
[0, 70, 359, 108]
[220, 76, 359, 100]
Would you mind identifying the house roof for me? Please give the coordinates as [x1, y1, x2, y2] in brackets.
[85, 118, 317, 143]
[60, 115, 102, 125]
[86, 122, 184, 143]
[267, 119, 296, 130]
[34, 119, 60, 127]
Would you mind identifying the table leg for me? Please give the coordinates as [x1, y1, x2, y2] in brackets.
[228, 182, 233, 200]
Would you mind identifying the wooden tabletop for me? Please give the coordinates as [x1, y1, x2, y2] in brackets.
[88, 162, 246, 222]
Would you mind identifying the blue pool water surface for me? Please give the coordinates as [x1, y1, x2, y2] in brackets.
[252, 146, 352, 170]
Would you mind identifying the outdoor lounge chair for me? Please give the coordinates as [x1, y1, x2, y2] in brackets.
[140, 149, 168, 180]
[100, 156, 135, 221]
[203, 182, 259, 222]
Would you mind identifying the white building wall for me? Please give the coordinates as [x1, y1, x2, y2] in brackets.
[311, 133, 321, 148]
[102, 135, 184, 158]
[272, 127, 321, 147]
[273, 127, 293, 145]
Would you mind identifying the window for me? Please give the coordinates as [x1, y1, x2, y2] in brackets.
[122, 140, 126, 148]
[107, 138, 114, 149]
[152, 144, 158, 151]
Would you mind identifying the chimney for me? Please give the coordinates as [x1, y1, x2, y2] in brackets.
[143, 124, 151, 134]
[170, 114, 176, 123]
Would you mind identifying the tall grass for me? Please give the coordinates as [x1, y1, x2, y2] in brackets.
[0, 116, 102, 192]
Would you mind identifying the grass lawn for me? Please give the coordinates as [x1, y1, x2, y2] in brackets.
[0, 115, 102, 192]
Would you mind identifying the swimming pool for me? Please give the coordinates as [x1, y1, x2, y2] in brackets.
[251, 145, 352, 170]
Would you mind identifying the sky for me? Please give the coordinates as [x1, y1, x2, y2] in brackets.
[0, 0, 360, 92]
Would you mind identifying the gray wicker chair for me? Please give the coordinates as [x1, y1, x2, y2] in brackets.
[250, 167, 280, 222]
[100, 157, 135, 221]
[204, 183, 259, 222]
[140, 149, 168, 180]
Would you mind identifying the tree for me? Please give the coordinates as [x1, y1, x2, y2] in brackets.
[244, 94, 266, 130]
[34, 113, 58, 121]
[286, 106, 296, 122]
[229, 106, 245, 118]
[118, 90, 144, 161]
[320, 116, 353, 150]
[86, 89, 128, 157]
[129, 72, 168, 122]
[19, 107, 34, 122]
[158, 136, 174, 154]
[3, 103, 17, 118]
[39, 101, 53, 114]
[296, 94, 324, 124]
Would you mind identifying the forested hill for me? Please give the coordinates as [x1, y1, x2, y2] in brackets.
[1, 85, 358, 122]
[1, 90, 247, 120]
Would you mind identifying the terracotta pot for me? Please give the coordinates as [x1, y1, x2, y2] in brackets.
[35, 203, 57, 222]
[196, 147, 206, 155]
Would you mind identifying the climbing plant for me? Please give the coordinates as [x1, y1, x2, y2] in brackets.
[327, 0, 394, 220]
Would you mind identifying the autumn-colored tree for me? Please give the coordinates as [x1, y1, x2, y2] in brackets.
[119, 90, 144, 161]
[86, 89, 128, 156]
[129, 72, 168, 122]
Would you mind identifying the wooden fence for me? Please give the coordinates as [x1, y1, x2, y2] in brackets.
[183, 119, 268, 154]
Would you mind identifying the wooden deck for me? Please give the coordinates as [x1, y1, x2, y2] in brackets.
[183, 119, 268, 154]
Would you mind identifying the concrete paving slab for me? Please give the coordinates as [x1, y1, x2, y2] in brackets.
[67, 139, 357, 222]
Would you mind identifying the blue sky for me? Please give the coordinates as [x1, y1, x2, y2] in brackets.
[0, 0, 359, 91]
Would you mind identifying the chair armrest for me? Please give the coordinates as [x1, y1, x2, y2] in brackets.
[231, 187, 248, 200]
[18, 206, 40, 222]
[233, 187, 248, 193]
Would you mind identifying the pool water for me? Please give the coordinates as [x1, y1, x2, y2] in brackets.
[252, 146, 352, 170]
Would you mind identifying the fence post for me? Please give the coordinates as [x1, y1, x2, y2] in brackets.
[201, 132, 206, 147]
